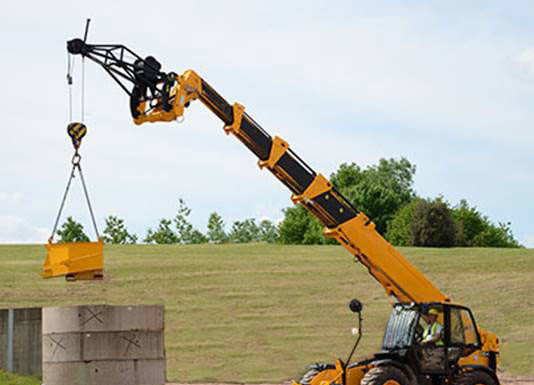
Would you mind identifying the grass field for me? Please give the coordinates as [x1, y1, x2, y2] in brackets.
[0, 371, 40, 385]
[0, 244, 532, 383]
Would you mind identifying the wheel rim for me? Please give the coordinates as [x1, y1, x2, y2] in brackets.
[384, 380, 401, 385]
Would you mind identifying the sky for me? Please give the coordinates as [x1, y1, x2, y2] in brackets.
[1, 1, 533, 247]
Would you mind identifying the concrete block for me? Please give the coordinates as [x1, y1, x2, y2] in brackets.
[82, 330, 164, 361]
[43, 305, 164, 333]
[42, 332, 82, 362]
[42, 304, 166, 385]
[42, 359, 166, 385]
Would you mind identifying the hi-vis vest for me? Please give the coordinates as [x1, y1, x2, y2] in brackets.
[423, 322, 444, 346]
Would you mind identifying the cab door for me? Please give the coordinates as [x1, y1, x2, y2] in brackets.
[448, 305, 484, 366]
[414, 305, 448, 373]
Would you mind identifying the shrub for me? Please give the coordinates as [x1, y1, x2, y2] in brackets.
[386, 199, 421, 246]
[451, 200, 521, 248]
[410, 198, 457, 247]
[472, 222, 522, 248]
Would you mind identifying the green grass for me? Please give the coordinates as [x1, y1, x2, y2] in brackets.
[0, 244, 533, 382]
[0, 371, 40, 385]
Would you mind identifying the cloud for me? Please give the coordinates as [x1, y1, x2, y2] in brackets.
[513, 47, 534, 75]
[0, 216, 50, 244]
[0, 192, 22, 202]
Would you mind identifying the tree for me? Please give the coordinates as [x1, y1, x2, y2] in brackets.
[144, 199, 207, 244]
[387, 198, 522, 248]
[330, 158, 416, 235]
[385, 199, 422, 246]
[229, 218, 260, 243]
[277, 157, 416, 244]
[450, 200, 487, 246]
[451, 200, 521, 248]
[410, 198, 457, 247]
[278, 205, 334, 245]
[102, 215, 138, 244]
[258, 219, 279, 243]
[206, 212, 227, 244]
[174, 198, 207, 244]
[144, 219, 179, 244]
[56, 216, 90, 243]
[185, 229, 208, 244]
[472, 222, 521, 248]
[174, 198, 194, 242]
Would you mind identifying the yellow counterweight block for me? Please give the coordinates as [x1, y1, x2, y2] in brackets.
[42, 240, 103, 281]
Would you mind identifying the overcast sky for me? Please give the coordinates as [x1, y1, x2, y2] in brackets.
[1, 1, 533, 247]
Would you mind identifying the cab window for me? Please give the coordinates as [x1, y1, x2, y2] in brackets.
[450, 307, 479, 346]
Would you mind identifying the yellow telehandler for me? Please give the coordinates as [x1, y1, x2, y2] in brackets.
[65, 34, 500, 385]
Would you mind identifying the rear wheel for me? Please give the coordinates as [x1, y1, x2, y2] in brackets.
[361, 366, 409, 385]
[299, 363, 336, 385]
[454, 370, 497, 385]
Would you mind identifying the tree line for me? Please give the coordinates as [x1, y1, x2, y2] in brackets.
[56, 198, 279, 245]
[56, 158, 522, 248]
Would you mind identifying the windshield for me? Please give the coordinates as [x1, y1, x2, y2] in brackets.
[382, 306, 418, 350]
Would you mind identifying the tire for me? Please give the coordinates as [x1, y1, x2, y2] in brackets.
[454, 370, 497, 385]
[360, 366, 409, 385]
[299, 363, 336, 385]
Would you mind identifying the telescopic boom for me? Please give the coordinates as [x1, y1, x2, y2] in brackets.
[67, 37, 449, 304]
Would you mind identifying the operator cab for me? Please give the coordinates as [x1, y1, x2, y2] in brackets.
[381, 303, 482, 375]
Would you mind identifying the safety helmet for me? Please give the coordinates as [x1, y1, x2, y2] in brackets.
[428, 308, 440, 316]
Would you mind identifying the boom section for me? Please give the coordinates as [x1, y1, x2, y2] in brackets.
[67, 39, 449, 304]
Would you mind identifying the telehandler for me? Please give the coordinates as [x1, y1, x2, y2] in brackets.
[65, 33, 500, 385]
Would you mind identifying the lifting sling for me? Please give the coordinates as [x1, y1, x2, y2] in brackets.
[41, 122, 104, 281]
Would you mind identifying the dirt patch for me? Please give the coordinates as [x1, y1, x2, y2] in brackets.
[500, 373, 534, 385]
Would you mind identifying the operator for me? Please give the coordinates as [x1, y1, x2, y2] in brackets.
[422, 309, 443, 346]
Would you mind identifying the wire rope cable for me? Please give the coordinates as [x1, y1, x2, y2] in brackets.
[77, 161, 100, 239]
[48, 155, 101, 242]
[67, 54, 74, 122]
[49, 163, 77, 242]
[81, 56, 85, 122]
[51, 30, 99, 243]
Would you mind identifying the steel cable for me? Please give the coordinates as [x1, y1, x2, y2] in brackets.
[76, 162, 100, 239]
[48, 155, 100, 242]
[49, 163, 77, 242]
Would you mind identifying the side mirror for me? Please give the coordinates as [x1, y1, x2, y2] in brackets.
[349, 299, 363, 313]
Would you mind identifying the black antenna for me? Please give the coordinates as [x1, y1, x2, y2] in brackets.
[83, 18, 91, 43]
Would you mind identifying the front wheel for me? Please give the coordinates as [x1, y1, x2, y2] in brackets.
[360, 366, 409, 385]
[454, 370, 497, 385]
